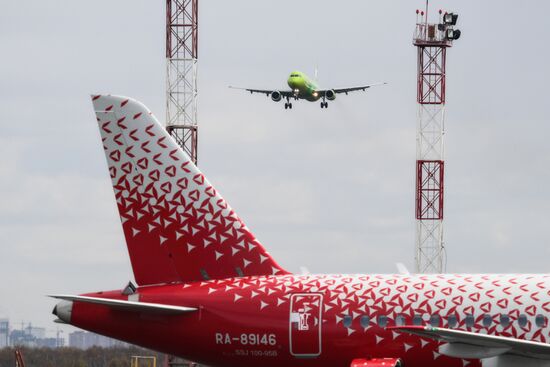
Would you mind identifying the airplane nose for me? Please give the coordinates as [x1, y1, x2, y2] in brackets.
[52, 300, 73, 324]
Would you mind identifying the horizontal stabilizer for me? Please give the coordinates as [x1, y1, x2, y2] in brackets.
[49, 294, 197, 315]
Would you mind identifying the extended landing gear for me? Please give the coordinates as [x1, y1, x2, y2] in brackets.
[320, 101, 328, 109]
[284, 102, 293, 109]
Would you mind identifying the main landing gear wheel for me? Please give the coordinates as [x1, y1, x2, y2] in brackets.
[285, 103, 293, 109]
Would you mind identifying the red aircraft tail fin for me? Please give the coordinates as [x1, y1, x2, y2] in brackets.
[91, 95, 288, 286]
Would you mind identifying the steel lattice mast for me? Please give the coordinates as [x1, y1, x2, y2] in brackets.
[165, 3, 199, 363]
[166, 0, 198, 164]
[413, 4, 461, 273]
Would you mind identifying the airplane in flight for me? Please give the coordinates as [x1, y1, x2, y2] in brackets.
[230, 70, 386, 109]
[52, 95, 550, 367]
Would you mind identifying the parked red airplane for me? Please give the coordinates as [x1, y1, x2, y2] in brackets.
[52, 95, 550, 367]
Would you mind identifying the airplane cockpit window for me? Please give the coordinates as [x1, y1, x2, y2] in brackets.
[412, 315, 423, 326]
[500, 314, 510, 328]
[518, 314, 528, 328]
[377, 315, 388, 328]
[447, 314, 458, 328]
[536, 315, 548, 328]
[360, 316, 370, 328]
[465, 314, 475, 328]
[343, 315, 352, 328]
[482, 314, 492, 328]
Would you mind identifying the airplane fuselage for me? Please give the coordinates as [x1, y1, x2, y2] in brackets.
[287, 71, 321, 101]
[65, 274, 550, 367]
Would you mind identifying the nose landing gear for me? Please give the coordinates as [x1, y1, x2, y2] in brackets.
[320, 101, 328, 109]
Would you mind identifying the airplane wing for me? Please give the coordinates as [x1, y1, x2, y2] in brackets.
[321, 82, 387, 95]
[229, 86, 293, 97]
[391, 326, 550, 360]
[50, 294, 198, 315]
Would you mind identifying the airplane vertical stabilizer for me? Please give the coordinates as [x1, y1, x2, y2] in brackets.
[91, 95, 288, 285]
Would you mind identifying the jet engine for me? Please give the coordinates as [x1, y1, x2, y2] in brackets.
[326, 89, 336, 101]
[271, 91, 282, 102]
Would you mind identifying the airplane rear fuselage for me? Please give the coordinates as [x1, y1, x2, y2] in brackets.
[63, 273, 550, 367]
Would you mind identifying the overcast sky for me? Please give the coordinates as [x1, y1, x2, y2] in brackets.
[1, 0, 549, 337]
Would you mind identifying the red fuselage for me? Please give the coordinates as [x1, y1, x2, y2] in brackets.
[67, 274, 550, 367]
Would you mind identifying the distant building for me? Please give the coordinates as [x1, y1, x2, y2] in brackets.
[35, 337, 59, 348]
[9, 324, 62, 348]
[0, 319, 8, 348]
[10, 329, 36, 347]
[26, 326, 45, 339]
[69, 331, 128, 349]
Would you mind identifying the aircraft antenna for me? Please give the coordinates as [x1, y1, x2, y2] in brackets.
[166, 0, 199, 164]
[413, 5, 461, 273]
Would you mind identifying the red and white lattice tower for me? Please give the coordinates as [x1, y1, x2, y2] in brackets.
[166, 0, 198, 164]
[165, 1, 199, 365]
[413, 4, 461, 273]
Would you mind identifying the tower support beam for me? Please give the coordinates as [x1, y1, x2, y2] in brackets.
[166, 0, 199, 164]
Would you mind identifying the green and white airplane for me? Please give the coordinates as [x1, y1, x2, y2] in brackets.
[230, 70, 386, 109]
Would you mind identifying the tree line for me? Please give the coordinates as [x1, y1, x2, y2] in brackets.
[0, 346, 164, 367]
